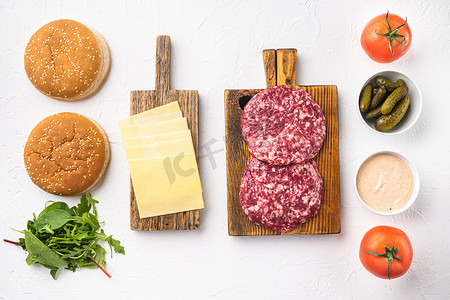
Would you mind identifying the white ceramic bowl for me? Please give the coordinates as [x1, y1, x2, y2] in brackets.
[358, 70, 422, 135]
[354, 151, 420, 216]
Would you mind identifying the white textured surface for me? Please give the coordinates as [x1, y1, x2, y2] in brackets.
[1, 0, 450, 299]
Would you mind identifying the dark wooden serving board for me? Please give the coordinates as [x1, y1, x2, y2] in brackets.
[225, 49, 340, 236]
[129, 35, 200, 231]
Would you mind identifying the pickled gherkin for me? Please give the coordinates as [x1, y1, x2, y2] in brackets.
[375, 95, 410, 132]
[372, 87, 379, 97]
[366, 106, 383, 119]
[370, 86, 386, 109]
[360, 84, 372, 113]
[362, 75, 411, 132]
[381, 85, 408, 115]
[375, 76, 404, 92]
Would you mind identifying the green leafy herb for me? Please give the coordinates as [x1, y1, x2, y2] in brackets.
[24, 230, 68, 268]
[38, 201, 71, 218]
[6, 193, 124, 279]
[36, 209, 73, 232]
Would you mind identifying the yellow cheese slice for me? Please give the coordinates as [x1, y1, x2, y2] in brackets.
[118, 101, 181, 127]
[120, 118, 188, 138]
[124, 130, 191, 147]
[125, 137, 194, 159]
[132, 111, 182, 126]
[128, 152, 204, 218]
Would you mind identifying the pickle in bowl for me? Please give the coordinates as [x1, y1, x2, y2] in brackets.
[358, 71, 421, 134]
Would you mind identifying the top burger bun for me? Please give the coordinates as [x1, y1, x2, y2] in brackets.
[24, 19, 110, 101]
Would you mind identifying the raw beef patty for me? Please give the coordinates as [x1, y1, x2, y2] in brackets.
[241, 85, 326, 165]
[239, 156, 323, 232]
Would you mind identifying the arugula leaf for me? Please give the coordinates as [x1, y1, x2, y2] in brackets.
[95, 229, 125, 256]
[107, 236, 125, 255]
[76, 194, 90, 216]
[29, 213, 38, 233]
[85, 193, 99, 216]
[8, 194, 125, 279]
[95, 229, 107, 240]
[81, 213, 100, 232]
[72, 194, 98, 217]
[41, 224, 54, 234]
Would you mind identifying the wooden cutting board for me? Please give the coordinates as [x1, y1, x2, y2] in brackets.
[224, 49, 340, 236]
[129, 35, 200, 231]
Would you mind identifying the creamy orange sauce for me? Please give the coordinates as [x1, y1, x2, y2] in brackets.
[356, 154, 414, 213]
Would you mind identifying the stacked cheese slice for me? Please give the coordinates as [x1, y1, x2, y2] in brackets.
[118, 101, 204, 218]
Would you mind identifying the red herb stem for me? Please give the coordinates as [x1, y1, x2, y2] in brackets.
[3, 239, 19, 245]
[88, 257, 111, 278]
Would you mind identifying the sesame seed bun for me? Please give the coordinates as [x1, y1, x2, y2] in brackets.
[24, 112, 110, 196]
[24, 19, 110, 101]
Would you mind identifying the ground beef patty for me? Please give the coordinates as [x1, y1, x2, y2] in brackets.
[241, 85, 326, 165]
[239, 156, 323, 232]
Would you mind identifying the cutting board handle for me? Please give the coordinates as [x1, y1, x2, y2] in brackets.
[263, 49, 277, 88]
[155, 35, 171, 98]
[276, 49, 297, 87]
[262, 48, 298, 88]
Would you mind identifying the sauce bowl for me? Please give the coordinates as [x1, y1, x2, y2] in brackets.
[354, 151, 420, 216]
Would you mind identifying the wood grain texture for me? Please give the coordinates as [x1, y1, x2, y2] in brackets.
[129, 35, 200, 231]
[225, 49, 340, 236]
[276, 49, 297, 87]
[262, 49, 276, 88]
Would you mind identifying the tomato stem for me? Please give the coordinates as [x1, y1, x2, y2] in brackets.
[363, 241, 403, 279]
[375, 11, 408, 55]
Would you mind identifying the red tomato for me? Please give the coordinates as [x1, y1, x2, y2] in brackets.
[359, 226, 413, 279]
[361, 12, 412, 63]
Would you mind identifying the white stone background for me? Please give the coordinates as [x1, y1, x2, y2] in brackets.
[1, 0, 449, 299]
